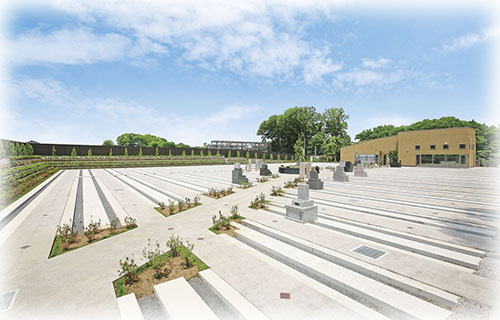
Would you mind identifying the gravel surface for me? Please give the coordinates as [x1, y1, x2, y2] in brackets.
[447, 298, 491, 320]
[474, 255, 500, 281]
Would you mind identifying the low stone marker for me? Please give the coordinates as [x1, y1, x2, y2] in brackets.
[232, 163, 249, 184]
[260, 163, 272, 176]
[353, 164, 368, 177]
[333, 165, 349, 182]
[299, 162, 307, 179]
[246, 159, 252, 172]
[307, 170, 324, 190]
[339, 160, 346, 167]
[285, 183, 318, 223]
[305, 162, 312, 178]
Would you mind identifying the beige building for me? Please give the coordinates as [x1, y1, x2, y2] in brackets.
[340, 127, 476, 168]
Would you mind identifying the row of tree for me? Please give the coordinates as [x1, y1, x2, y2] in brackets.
[257, 107, 350, 161]
[0, 140, 35, 158]
[102, 133, 190, 149]
[355, 117, 499, 162]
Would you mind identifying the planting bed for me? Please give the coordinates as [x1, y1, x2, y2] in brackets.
[49, 223, 138, 258]
[154, 202, 201, 218]
[113, 244, 208, 299]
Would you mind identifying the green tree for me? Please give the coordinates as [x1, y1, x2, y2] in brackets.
[208, 150, 212, 156]
[270, 153, 273, 160]
[102, 140, 114, 146]
[26, 144, 34, 155]
[182, 150, 186, 156]
[200, 150, 204, 156]
[322, 108, 350, 138]
[169, 149, 172, 156]
[109, 148, 113, 156]
[139, 147, 143, 157]
[254, 152, 258, 159]
[88, 148, 93, 157]
[285, 154, 288, 161]
[191, 149, 195, 157]
[0, 141, 5, 158]
[8, 142, 16, 157]
[245, 151, 249, 159]
[228, 150, 232, 158]
[52, 146, 57, 156]
[71, 147, 77, 157]
[323, 136, 346, 162]
[294, 138, 304, 161]
[263, 153, 266, 160]
[155, 147, 159, 156]
[236, 150, 240, 158]
[124, 147, 128, 156]
[216, 151, 221, 157]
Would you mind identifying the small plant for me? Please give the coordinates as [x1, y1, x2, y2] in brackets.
[228, 150, 232, 158]
[177, 199, 185, 211]
[257, 176, 269, 183]
[52, 146, 57, 156]
[109, 148, 113, 156]
[194, 195, 200, 205]
[271, 185, 284, 196]
[208, 150, 212, 156]
[169, 149, 172, 156]
[245, 151, 249, 159]
[272, 173, 280, 178]
[108, 217, 120, 233]
[142, 239, 169, 279]
[183, 241, 195, 268]
[71, 147, 77, 157]
[88, 148, 93, 157]
[56, 223, 77, 250]
[166, 235, 182, 257]
[284, 180, 297, 188]
[118, 255, 139, 285]
[139, 147, 143, 157]
[155, 147, 159, 156]
[124, 216, 137, 229]
[191, 149, 195, 157]
[237, 150, 241, 158]
[250, 193, 268, 209]
[84, 218, 101, 242]
[230, 204, 240, 219]
[124, 147, 128, 156]
[239, 182, 253, 189]
[159, 202, 166, 210]
[182, 150, 186, 156]
[168, 199, 176, 213]
[200, 150, 204, 156]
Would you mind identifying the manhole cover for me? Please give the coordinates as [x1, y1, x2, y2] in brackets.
[20, 245, 31, 249]
[197, 237, 204, 240]
[353, 245, 386, 259]
[168, 227, 174, 230]
[280, 292, 290, 299]
[0, 290, 18, 311]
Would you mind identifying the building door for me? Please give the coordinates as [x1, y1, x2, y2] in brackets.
[416, 155, 420, 166]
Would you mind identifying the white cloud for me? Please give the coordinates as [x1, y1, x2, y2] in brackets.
[366, 114, 415, 127]
[333, 58, 409, 92]
[7, 76, 263, 145]
[6, 0, 341, 84]
[442, 26, 500, 52]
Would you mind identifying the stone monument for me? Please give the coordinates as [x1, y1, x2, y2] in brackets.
[333, 165, 349, 182]
[299, 162, 307, 179]
[338, 160, 346, 167]
[246, 159, 252, 172]
[305, 162, 312, 178]
[285, 183, 318, 223]
[260, 163, 272, 176]
[307, 170, 324, 190]
[232, 163, 249, 184]
[353, 164, 368, 177]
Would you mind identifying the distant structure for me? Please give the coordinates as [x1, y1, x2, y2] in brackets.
[204, 140, 269, 152]
[340, 127, 476, 168]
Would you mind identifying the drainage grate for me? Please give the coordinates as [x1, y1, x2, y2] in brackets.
[353, 245, 386, 259]
[0, 290, 18, 311]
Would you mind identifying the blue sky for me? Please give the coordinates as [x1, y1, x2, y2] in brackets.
[1, 0, 499, 146]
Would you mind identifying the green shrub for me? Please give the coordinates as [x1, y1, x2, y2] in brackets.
[155, 147, 159, 156]
[277, 154, 280, 161]
[263, 153, 266, 160]
[237, 150, 241, 158]
[139, 147, 143, 157]
[228, 150, 232, 158]
[109, 148, 113, 156]
[71, 147, 77, 157]
[52, 146, 57, 156]
[285, 154, 288, 160]
[208, 150, 212, 156]
[169, 149, 172, 156]
[191, 149, 195, 157]
[88, 148, 93, 157]
[270, 153, 273, 160]
[254, 152, 258, 159]
[200, 150, 204, 156]
[26, 144, 34, 155]
[216, 151, 220, 157]
[182, 150, 186, 156]
[124, 147, 129, 156]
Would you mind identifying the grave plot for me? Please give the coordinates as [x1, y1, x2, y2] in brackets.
[49, 169, 138, 258]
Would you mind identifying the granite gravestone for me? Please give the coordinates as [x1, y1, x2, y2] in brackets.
[285, 183, 318, 223]
[339, 160, 346, 167]
[246, 159, 252, 172]
[353, 164, 368, 177]
[260, 163, 272, 176]
[299, 162, 307, 179]
[333, 165, 349, 182]
[307, 170, 324, 190]
[232, 163, 249, 184]
[305, 163, 312, 178]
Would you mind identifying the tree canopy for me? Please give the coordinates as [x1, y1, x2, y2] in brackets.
[113, 133, 189, 149]
[257, 107, 351, 158]
[354, 117, 499, 162]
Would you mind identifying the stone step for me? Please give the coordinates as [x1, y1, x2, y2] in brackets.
[116, 293, 144, 320]
[240, 219, 460, 310]
[314, 218, 481, 269]
[82, 170, 110, 227]
[92, 174, 130, 226]
[115, 169, 184, 201]
[154, 276, 218, 320]
[199, 269, 270, 320]
[130, 168, 208, 193]
[234, 224, 452, 320]
[106, 169, 169, 205]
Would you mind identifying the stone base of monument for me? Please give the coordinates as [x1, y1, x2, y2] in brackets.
[232, 164, 249, 184]
[259, 164, 272, 176]
[307, 170, 324, 190]
[353, 164, 368, 177]
[285, 183, 318, 223]
[278, 166, 299, 174]
[333, 166, 349, 182]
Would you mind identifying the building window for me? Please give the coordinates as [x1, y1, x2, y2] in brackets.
[415, 145, 420, 150]
[430, 145, 436, 150]
[443, 144, 449, 149]
[459, 144, 466, 149]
